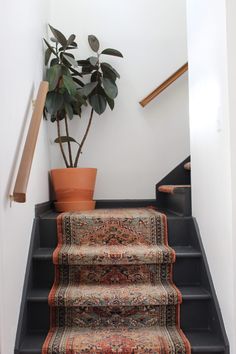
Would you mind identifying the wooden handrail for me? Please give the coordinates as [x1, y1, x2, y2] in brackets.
[139, 62, 188, 107]
[12, 81, 49, 203]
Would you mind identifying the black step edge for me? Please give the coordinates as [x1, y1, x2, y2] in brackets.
[192, 218, 229, 353]
[15, 219, 40, 354]
[32, 246, 202, 260]
[27, 285, 211, 303]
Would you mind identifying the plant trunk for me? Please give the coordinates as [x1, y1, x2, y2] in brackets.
[65, 115, 73, 167]
[56, 114, 69, 168]
[74, 108, 94, 167]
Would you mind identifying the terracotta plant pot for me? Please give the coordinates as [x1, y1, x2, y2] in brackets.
[50, 168, 97, 212]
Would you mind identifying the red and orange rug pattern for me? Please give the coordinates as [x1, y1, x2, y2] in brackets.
[42, 208, 191, 353]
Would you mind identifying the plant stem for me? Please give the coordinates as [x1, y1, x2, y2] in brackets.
[74, 108, 94, 167]
[56, 114, 69, 168]
[65, 115, 73, 167]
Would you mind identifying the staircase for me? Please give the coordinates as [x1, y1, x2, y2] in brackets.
[15, 159, 229, 354]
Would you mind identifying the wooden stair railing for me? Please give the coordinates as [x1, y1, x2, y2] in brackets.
[11, 81, 49, 203]
[139, 62, 188, 107]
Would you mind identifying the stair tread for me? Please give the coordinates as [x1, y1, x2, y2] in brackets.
[33, 248, 53, 259]
[185, 330, 225, 350]
[28, 286, 210, 302]
[158, 185, 191, 194]
[172, 246, 201, 257]
[18, 330, 225, 353]
[56, 244, 176, 265]
[33, 246, 201, 260]
[49, 283, 182, 306]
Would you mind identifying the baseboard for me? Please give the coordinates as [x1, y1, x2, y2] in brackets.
[96, 199, 158, 208]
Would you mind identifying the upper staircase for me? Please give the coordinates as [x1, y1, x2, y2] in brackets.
[15, 158, 229, 354]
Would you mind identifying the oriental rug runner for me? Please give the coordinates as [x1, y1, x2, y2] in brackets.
[42, 208, 191, 354]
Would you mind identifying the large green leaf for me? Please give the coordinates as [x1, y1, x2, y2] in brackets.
[64, 103, 74, 119]
[45, 92, 64, 114]
[101, 64, 116, 82]
[54, 136, 78, 144]
[82, 65, 95, 75]
[50, 114, 56, 122]
[89, 56, 99, 66]
[43, 38, 57, 56]
[89, 94, 107, 115]
[50, 58, 59, 67]
[79, 81, 98, 97]
[63, 90, 74, 103]
[63, 53, 78, 67]
[67, 34, 76, 47]
[91, 71, 101, 82]
[49, 25, 67, 49]
[102, 78, 118, 99]
[73, 77, 84, 87]
[46, 65, 61, 91]
[61, 65, 70, 76]
[88, 35, 100, 52]
[77, 60, 90, 66]
[101, 48, 123, 57]
[76, 93, 88, 107]
[45, 48, 52, 66]
[62, 75, 77, 96]
[101, 62, 120, 80]
[70, 67, 83, 78]
[105, 94, 115, 110]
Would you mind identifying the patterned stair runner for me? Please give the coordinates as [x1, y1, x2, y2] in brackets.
[42, 208, 191, 353]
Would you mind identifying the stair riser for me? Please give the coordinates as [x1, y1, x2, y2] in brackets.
[39, 217, 198, 249]
[32, 257, 203, 289]
[52, 264, 176, 285]
[47, 304, 182, 328]
[157, 190, 192, 216]
[26, 299, 212, 332]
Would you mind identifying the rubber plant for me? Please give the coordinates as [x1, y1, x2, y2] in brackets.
[44, 25, 123, 168]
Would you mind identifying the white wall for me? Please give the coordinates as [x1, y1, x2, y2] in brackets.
[187, 0, 235, 350]
[49, 0, 190, 199]
[225, 0, 236, 350]
[0, 1, 50, 353]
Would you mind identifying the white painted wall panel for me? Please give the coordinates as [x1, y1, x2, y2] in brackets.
[49, 0, 190, 199]
[0, 1, 50, 353]
[187, 0, 235, 350]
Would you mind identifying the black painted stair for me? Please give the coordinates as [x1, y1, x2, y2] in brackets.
[155, 157, 192, 216]
[15, 206, 229, 354]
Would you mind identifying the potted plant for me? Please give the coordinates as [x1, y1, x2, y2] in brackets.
[44, 25, 123, 211]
